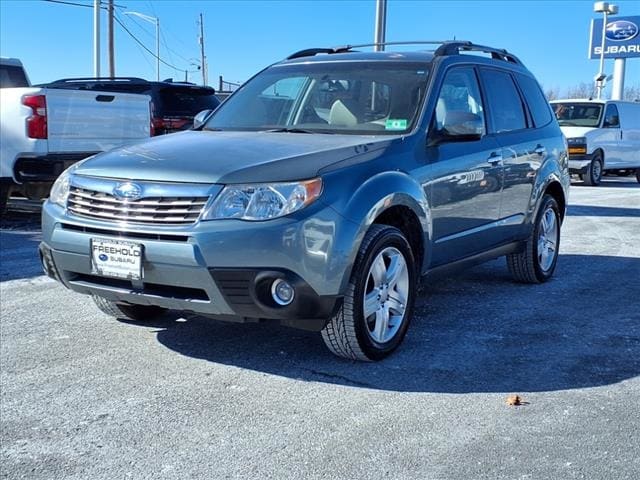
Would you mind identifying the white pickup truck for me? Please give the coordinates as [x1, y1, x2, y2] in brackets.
[1, 57, 152, 212]
[550, 99, 640, 185]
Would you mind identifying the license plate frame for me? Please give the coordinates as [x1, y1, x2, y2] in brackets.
[90, 238, 144, 280]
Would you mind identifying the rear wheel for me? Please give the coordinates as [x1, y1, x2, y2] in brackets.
[92, 295, 166, 321]
[507, 194, 561, 284]
[583, 152, 603, 186]
[321, 225, 417, 361]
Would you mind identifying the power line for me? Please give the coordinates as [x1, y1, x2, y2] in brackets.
[42, 0, 124, 9]
[114, 14, 183, 71]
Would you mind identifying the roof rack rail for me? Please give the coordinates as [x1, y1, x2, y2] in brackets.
[285, 41, 523, 65]
[434, 41, 523, 65]
[286, 47, 352, 60]
[286, 41, 451, 60]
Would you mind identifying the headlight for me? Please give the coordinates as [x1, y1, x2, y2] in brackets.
[49, 167, 72, 207]
[203, 178, 323, 221]
[566, 137, 587, 155]
[48, 157, 93, 207]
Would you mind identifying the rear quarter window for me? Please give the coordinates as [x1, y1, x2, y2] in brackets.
[516, 74, 553, 128]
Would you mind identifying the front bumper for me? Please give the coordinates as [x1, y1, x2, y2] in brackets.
[40, 199, 357, 331]
[568, 155, 593, 174]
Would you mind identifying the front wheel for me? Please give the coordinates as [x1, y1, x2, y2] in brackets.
[507, 194, 561, 284]
[321, 225, 417, 361]
[583, 153, 603, 186]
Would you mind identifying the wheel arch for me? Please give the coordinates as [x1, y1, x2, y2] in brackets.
[335, 171, 431, 292]
[544, 180, 567, 222]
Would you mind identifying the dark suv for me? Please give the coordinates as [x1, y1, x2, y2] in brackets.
[39, 77, 221, 135]
[40, 41, 569, 361]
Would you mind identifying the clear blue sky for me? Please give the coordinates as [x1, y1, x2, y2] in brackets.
[1, 0, 638, 95]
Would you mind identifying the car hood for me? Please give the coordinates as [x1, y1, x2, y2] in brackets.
[75, 130, 397, 184]
[559, 126, 597, 139]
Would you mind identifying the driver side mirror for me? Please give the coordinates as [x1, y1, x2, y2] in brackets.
[428, 111, 484, 146]
[193, 109, 213, 129]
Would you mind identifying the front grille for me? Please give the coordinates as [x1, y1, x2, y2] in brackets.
[67, 186, 208, 225]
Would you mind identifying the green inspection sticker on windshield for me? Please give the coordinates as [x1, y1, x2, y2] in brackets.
[385, 119, 408, 130]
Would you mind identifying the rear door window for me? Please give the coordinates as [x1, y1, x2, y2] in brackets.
[480, 69, 527, 133]
[516, 74, 553, 128]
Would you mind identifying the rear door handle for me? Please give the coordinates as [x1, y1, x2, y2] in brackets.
[487, 153, 503, 165]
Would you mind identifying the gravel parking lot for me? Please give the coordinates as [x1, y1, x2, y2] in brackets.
[1, 177, 639, 480]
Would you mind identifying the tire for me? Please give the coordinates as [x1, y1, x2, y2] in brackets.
[507, 194, 561, 284]
[92, 295, 166, 321]
[583, 152, 603, 186]
[321, 224, 417, 361]
[636, 169, 640, 184]
[0, 183, 11, 215]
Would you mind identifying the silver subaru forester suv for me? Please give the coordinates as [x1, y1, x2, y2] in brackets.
[40, 41, 569, 361]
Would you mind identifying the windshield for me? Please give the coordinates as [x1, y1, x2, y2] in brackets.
[552, 103, 603, 127]
[204, 61, 430, 135]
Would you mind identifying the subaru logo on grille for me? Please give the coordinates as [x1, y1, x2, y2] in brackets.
[605, 21, 638, 41]
[113, 182, 143, 201]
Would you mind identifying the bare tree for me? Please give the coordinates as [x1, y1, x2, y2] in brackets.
[543, 86, 560, 101]
[624, 84, 640, 102]
[566, 82, 594, 99]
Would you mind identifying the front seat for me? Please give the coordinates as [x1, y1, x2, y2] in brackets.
[329, 99, 362, 127]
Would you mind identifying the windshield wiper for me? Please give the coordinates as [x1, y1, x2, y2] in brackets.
[263, 127, 333, 134]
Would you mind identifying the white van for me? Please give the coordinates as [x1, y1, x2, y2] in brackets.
[550, 99, 640, 185]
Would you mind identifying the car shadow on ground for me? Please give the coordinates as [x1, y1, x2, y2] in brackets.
[0, 210, 43, 281]
[125, 253, 640, 393]
[568, 205, 640, 217]
[573, 178, 639, 188]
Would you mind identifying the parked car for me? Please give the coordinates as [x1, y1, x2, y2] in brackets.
[40, 41, 569, 361]
[1, 61, 152, 213]
[550, 99, 640, 185]
[39, 77, 221, 136]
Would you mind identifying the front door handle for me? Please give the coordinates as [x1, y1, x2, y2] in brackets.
[534, 145, 546, 156]
[487, 153, 503, 166]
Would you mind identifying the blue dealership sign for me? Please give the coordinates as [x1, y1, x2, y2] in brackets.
[589, 16, 640, 59]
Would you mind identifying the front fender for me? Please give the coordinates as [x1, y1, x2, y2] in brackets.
[321, 167, 431, 292]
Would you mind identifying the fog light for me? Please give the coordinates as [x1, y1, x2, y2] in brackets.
[271, 279, 295, 306]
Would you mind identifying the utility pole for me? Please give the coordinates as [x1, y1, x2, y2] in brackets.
[93, 0, 100, 77]
[374, 0, 387, 51]
[107, 0, 115, 78]
[199, 13, 207, 86]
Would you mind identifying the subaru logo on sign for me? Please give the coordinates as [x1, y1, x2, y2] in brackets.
[606, 20, 638, 41]
[99, 254, 108, 262]
[113, 182, 143, 201]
